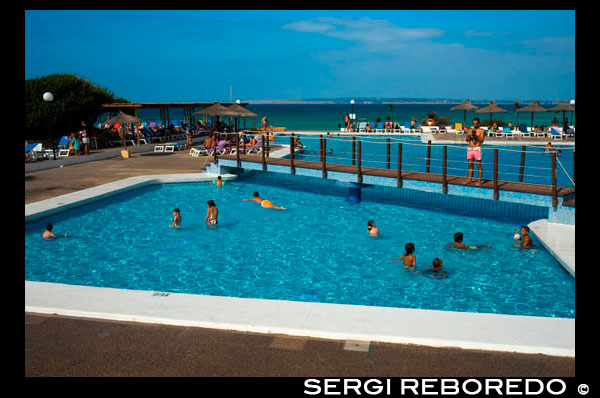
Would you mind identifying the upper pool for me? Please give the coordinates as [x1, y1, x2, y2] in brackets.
[25, 174, 574, 319]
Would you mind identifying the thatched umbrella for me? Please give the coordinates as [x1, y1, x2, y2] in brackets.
[451, 100, 479, 127]
[227, 103, 257, 132]
[104, 111, 140, 147]
[547, 102, 575, 126]
[193, 102, 239, 131]
[475, 101, 507, 126]
[517, 100, 547, 130]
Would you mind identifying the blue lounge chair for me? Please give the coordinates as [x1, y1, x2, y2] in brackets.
[375, 122, 385, 133]
[550, 127, 566, 140]
[501, 126, 514, 138]
[57, 136, 71, 157]
[517, 124, 531, 138]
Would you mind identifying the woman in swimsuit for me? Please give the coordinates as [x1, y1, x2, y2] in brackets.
[243, 192, 286, 210]
[205, 200, 218, 226]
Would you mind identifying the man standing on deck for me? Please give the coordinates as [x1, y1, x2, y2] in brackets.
[466, 117, 485, 186]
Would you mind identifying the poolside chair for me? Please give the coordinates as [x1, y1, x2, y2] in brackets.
[25, 143, 43, 162]
[194, 140, 230, 157]
[392, 122, 402, 133]
[438, 125, 447, 134]
[163, 142, 187, 152]
[413, 122, 423, 134]
[245, 139, 263, 155]
[517, 124, 531, 138]
[566, 127, 575, 138]
[501, 126, 514, 139]
[375, 122, 385, 133]
[57, 136, 71, 157]
[454, 123, 464, 135]
[358, 122, 367, 132]
[550, 127, 566, 140]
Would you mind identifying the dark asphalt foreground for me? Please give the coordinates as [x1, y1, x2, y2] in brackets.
[25, 313, 574, 377]
[25, 148, 575, 378]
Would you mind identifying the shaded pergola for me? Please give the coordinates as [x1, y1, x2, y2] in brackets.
[517, 100, 547, 130]
[227, 103, 258, 131]
[475, 101, 507, 125]
[99, 101, 249, 128]
[193, 102, 241, 131]
[547, 102, 575, 126]
[103, 111, 140, 147]
[450, 99, 479, 127]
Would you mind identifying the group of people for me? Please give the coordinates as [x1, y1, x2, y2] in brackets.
[61, 121, 91, 156]
[364, 221, 534, 279]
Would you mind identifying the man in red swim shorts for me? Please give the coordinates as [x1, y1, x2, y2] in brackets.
[466, 117, 485, 186]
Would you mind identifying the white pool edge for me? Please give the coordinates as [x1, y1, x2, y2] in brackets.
[25, 173, 575, 358]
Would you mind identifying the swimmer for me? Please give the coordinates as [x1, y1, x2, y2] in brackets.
[205, 200, 218, 226]
[214, 175, 224, 187]
[391, 243, 416, 270]
[513, 226, 532, 248]
[243, 191, 286, 210]
[448, 232, 476, 250]
[170, 208, 181, 228]
[367, 220, 379, 236]
[42, 223, 68, 239]
[422, 258, 448, 278]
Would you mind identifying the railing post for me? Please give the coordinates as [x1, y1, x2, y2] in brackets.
[290, 134, 295, 174]
[426, 140, 431, 173]
[519, 145, 526, 183]
[213, 132, 217, 163]
[552, 152, 557, 207]
[442, 145, 448, 194]
[386, 138, 391, 169]
[352, 136, 356, 166]
[494, 148, 499, 200]
[573, 149, 575, 185]
[397, 143, 403, 187]
[322, 136, 327, 178]
[357, 140, 362, 183]
[236, 132, 241, 168]
[266, 132, 270, 157]
[261, 134, 266, 170]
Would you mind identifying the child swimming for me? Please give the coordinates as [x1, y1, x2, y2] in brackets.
[170, 208, 181, 228]
[42, 223, 68, 239]
[448, 232, 475, 250]
[367, 220, 379, 236]
[391, 243, 416, 270]
[422, 258, 448, 279]
[205, 200, 218, 226]
[243, 192, 286, 210]
[214, 176, 224, 187]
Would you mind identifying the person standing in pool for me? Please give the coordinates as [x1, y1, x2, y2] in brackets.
[391, 243, 416, 271]
[170, 208, 181, 228]
[243, 192, 286, 210]
[422, 258, 447, 278]
[205, 200, 218, 226]
[466, 117, 485, 186]
[367, 220, 379, 236]
[42, 223, 68, 239]
[215, 176, 224, 187]
[513, 226, 532, 248]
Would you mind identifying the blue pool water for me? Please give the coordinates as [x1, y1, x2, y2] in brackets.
[268, 134, 574, 187]
[25, 176, 574, 318]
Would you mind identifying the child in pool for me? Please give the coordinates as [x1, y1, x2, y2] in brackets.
[513, 226, 532, 248]
[215, 176, 224, 187]
[170, 208, 181, 228]
[367, 220, 379, 236]
[448, 232, 475, 250]
[391, 243, 416, 270]
[205, 200, 218, 226]
[243, 192, 286, 210]
[42, 223, 68, 239]
[423, 258, 447, 278]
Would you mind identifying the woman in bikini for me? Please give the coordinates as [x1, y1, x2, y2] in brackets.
[205, 200, 218, 226]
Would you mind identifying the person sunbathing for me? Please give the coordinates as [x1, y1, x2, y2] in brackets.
[243, 191, 286, 210]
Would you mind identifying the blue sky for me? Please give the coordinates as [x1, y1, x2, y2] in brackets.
[25, 10, 575, 102]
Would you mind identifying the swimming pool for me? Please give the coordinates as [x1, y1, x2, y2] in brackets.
[24, 175, 574, 319]
[270, 134, 575, 187]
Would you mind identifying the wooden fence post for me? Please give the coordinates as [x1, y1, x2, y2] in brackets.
[397, 143, 403, 187]
[386, 138, 391, 169]
[442, 145, 447, 194]
[552, 152, 558, 207]
[261, 134, 266, 170]
[494, 148, 499, 200]
[426, 140, 431, 173]
[290, 134, 295, 174]
[519, 145, 526, 183]
[357, 140, 362, 183]
[322, 136, 327, 178]
[352, 136, 356, 166]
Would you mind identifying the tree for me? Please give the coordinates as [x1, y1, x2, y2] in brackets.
[514, 101, 521, 128]
[25, 74, 129, 140]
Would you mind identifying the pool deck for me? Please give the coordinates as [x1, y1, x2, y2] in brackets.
[25, 148, 575, 376]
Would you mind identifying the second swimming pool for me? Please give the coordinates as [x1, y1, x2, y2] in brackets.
[24, 175, 574, 319]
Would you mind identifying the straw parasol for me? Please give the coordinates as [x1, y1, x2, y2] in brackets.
[193, 102, 239, 131]
[104, 111, 141, 147]
[451, 100, 479, 127]
[547, 102, 575, 126]
[227, 103, 258, 131]
[517, 100, 547, 130]
[475, 101, 507, 125]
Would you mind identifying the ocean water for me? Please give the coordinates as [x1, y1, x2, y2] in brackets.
[25, 178, 574, 318]
[121, 104, 575, 132]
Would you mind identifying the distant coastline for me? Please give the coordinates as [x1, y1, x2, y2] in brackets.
[246, 98, 569, 105]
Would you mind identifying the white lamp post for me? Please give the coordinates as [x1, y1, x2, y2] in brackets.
[569, 99, 575, 126]
[43, 92, 56, 159]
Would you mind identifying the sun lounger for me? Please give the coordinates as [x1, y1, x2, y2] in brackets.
[375, 122, 385, 133]
[517, 124, 531, 138]
[550, 127, 566, 140]
[438, 125, 447, 134]
[56, 136, 71, 157]
[454, 123, 464, 135]
[358, 122, 367, 132]
[502, 126, 514, 139]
